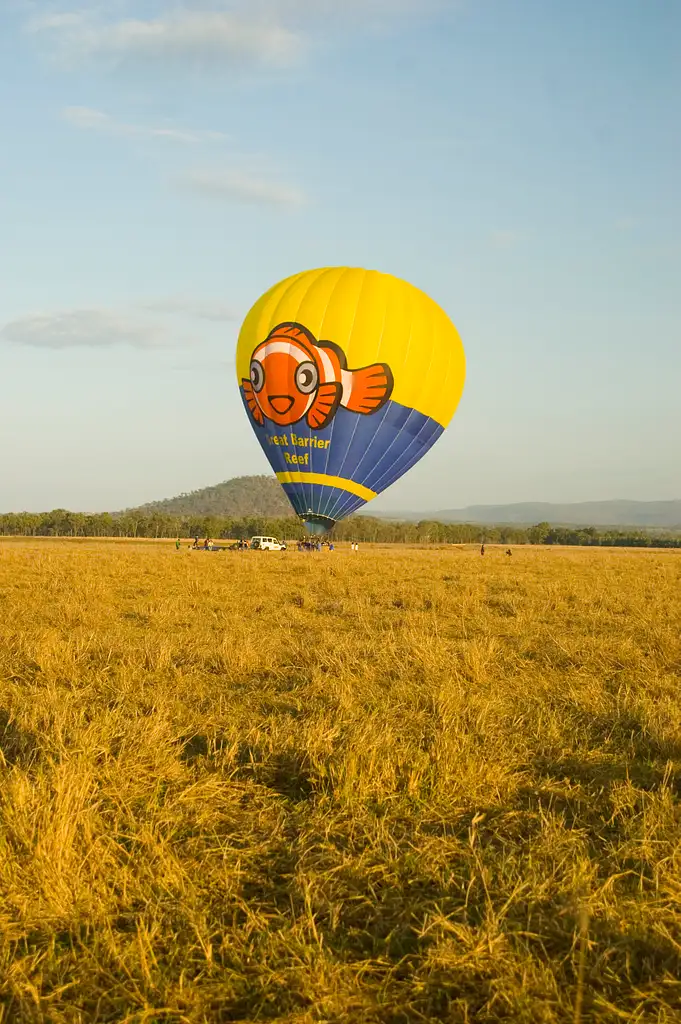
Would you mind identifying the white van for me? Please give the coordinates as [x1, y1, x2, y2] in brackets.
[251, 536, 286, 551]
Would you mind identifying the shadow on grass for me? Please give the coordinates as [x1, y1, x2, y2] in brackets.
[527, 708, 681, 807]
[179, 734, 314, 802]
[154, 707, 681, 1018]
[0, 708, 40, 769]
[227, 829, 681, 1020]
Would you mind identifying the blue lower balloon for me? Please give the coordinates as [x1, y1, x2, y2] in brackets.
[241, 392, 443, 530]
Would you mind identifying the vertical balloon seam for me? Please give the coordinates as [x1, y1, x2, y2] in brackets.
[318, 488, 366, 524]
[336, 300, 417, 514]
[316, 291, 345, 519]
[283, 483, 366, 524]
[380, 301, 457, 505]
[328, 490, 368, 524]
[440, 320, 457, 428]
[363, 411, 431, 491]
[330, 409, 422, 522]
[316, 267, 368, 521]
[299, 266, 352, 522]
[318, 267, 363, 521]
[246, 268, 306, 366]
[341, 400, 445, 517]
[331, 280, 417, 516]
[319, 269, 376, 522]
[370, 282, 419, 501]
[403, 288, 439, 442]
[364, 418, 442, 498]
[269, 266, 339, 518]
[319, 267, 369, 518]
[433, 303, 460, 433]
[426, 307, 454, 432]
[330, 270, 392, 503]
[371, 289, 440, 504]
[321, 407, 391, 524]
[295, 267, 334, 521]
[302, 485, 366, 523]
[267, 273, 315, 514]
[323, 403, 395, 521]
[285, 268, 335, 517]
[315, 267, 354, 520]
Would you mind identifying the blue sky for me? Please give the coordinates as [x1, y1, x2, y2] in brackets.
[1, 0, 679, 513]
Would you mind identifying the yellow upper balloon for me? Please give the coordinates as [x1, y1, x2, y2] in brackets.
[236, 267, 465, 428]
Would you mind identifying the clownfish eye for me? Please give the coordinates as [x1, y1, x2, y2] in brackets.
[250, 360, 265, 393]
[295, 361, 318, 395]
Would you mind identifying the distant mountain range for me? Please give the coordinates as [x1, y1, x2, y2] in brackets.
[125, 479, 681, 529]
[375, 500, 681, 529]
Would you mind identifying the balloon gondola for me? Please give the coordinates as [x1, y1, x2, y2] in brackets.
[236, 267, 466, 534]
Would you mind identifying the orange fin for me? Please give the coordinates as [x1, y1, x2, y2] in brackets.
[242, 379, 264, 425]
[344, 364, 394, 415]
[306, 382, 341, 430]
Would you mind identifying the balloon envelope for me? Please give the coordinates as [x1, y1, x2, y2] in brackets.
[236, 267, 465, 532]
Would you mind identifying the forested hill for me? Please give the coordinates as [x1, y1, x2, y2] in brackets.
[125, 475, 293, 518]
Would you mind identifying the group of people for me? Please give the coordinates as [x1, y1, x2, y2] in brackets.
[176, 537, 225, 551]
[190, 537, 217, 550]
[297, 539, 335, 552]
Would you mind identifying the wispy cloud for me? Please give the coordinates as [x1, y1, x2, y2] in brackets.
[62, 106, 226, 144]
[27, 1, 446, 71]
[179, 168, 306, 207]
[0, 309, 176, 350]
[61, 107, 303, 210]
[29, 7, 303, 69]
[141, 298, 239, 321]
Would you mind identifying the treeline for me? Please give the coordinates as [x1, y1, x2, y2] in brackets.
[0, 511, 680, 548]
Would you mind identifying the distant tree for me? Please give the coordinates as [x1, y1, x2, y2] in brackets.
[528, 522, 551, 544]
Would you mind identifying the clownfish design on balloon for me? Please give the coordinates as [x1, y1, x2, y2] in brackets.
[237, 267, 466, 534]
[242, 322, 394, 430]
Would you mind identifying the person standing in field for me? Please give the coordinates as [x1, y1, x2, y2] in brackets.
[480, 543, 485, 556]
[175, 538, 181, 550]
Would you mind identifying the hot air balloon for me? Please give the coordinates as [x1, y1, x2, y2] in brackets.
[236, 267, 465, 533]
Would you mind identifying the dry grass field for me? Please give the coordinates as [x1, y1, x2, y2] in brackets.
[1, 540, 680, 1023]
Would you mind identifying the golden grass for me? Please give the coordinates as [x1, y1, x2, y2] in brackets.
[1, 541, 680, 1023]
